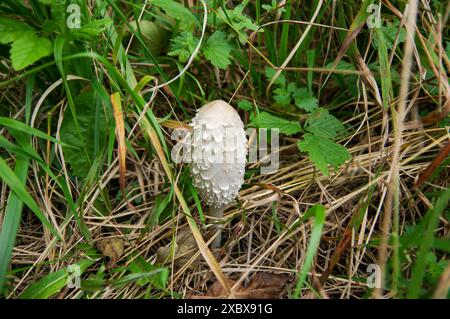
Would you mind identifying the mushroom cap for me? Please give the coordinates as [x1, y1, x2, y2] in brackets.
[190, 100, 247, 208]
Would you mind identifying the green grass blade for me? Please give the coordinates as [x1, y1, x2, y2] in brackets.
[11, 131, 92, 242]
[18, 259, 95, 299]
[0, 155, 29, 293]
[375, 28, 392, 110]
[0, 156, 60, 240]
[407, 188, 450, 298]
[0, 117, 70, 147]
[279, 0, 291, 62]
[293, 204, 325, 297]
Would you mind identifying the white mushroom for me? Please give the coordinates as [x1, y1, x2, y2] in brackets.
[190, 100, 247, 247]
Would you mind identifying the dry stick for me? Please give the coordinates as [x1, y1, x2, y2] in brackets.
[376, 0, 419, 299]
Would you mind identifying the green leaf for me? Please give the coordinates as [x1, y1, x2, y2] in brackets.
[297, 134, 350, 176]
[19, 259, 95, 299]
[265, 67, 285, 87]
[215, 1, 259, 44]
[111, 270, 168, 288]
[202, 31, 233, 69]
[273, 86, 291, 106]
[262, 0, 286, 14]
[168, 31, 199, 63]
[272, 81, 318, 111]
[151, 0, 199, 29]
[70, 19, 112, 39]
[0, 17, 34, 44]
[292, 87, 318, 112]
[305, 108, 345, 139]
[10, 33, 52, 71]
[250, 112, 301, 135]
[60, 91, 108, 178]
[433, 238, 450, 253]
[237, 99, 253, 111]
[373, 20, 406, 49]
[20, 269, 67, 299]
[128, 257, 169, 288]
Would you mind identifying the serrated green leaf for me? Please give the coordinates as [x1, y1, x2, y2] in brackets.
[305, 108, 345, 139]
[10, 33, 52, 71]
[250, 112, 301, 135]
[273, 87, 291, 106]
[0, 17, 34, 44]
[203, 31, 233, 69]
[297, 133, 350, 175]
[265, 67, 285, 87]
[237, 99, 253, 111]
[271, 80, 317, 112]
[168, 31, 199, 63]
[215, 1, 259, 44]
[293, 87, 318, 112]
[60, 91, 108, 178]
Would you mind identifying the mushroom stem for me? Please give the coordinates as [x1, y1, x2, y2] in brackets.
[209, 206, 225, 248]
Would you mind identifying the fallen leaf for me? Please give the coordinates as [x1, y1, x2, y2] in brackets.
[203, 272, 291, 299]
[202, 278, 237, 298]
[245, 272, 291, 299]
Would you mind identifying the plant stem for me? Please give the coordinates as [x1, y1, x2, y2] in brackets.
[209, 206, 225, 248]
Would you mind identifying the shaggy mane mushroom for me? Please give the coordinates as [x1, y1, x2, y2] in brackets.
[189, 100, 247, 248]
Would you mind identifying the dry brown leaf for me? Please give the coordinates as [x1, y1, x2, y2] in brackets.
[202, 278, 238, 298]
[203, 272, 290, 299]
[245, 272, 291, 299]
[110, 93, 135, 211]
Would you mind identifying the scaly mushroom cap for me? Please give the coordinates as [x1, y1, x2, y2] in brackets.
[190, 100, 247, 208]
